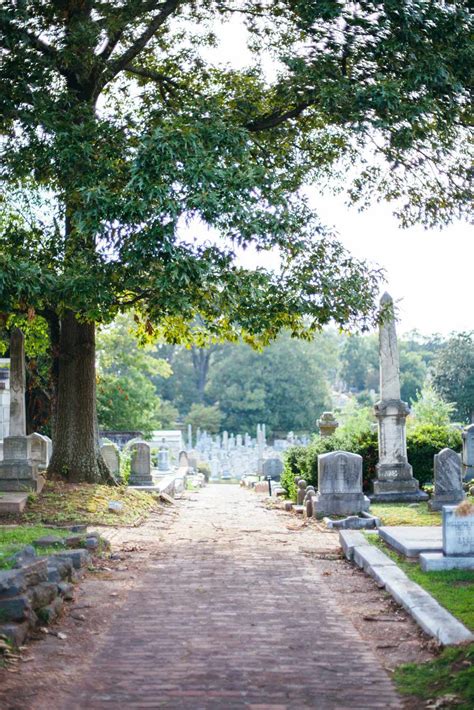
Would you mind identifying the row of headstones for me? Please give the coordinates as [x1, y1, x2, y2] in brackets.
[294, 447, 468, 518]
[101, 441, 191, 485]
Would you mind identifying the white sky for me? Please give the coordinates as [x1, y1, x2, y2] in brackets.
[203, 16, 473, 337]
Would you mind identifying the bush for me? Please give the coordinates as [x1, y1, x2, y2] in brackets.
[281, 423, 461, 495]
[407, 424, 462, 486]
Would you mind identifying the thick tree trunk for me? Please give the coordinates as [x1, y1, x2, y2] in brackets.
[191, 347, 212, 403]
[48, 310, 115, 484]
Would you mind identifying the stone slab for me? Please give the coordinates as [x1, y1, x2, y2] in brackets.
[419, 552, 474, 572]
[338, 530, 370, 561]
[0, 492, 28, 514]
[353, 545, 398, 575]
[378, 526, 442, 558]
[370, 490, 429, 503]
[349, 541, 474, 645]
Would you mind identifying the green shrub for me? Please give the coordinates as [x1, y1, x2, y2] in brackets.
[407, 424, 462, 486]
[281, 423, 461, 495]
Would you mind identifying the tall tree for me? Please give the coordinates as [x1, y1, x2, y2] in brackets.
[432, 333, 474, 422]
[1, 1, 471, 480]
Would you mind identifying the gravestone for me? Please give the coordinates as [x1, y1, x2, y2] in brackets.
[29, 433, 51, 470]
[262, 458, 283, 481]
[129, 441, 153, 486]
[462, 424, 474, 481]
[428, 448, 465, 511]
[0, 330, 44, 493]
[313, 451, 370, 518]
[304, 486, 316, 517]
[101, 443, 120, 478]
[178, 450, 189, 467]
[317, 412, 339, 438]
[420, 504, 474, 571]
[371, 293, 427, 502]
[296, 479, 307, 506]
[157, 442, 171, 472]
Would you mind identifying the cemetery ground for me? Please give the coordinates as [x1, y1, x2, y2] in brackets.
[0, 485, 473, 709]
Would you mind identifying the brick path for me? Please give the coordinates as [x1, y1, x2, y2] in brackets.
[56, 485, 402, 709]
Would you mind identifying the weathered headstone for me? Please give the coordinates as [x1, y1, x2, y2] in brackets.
[317, 412, 339, 438]
[372, 293, 427, 502]
[157, 442, 171, 472]
[304, 486, 316, 517]
[9, 329, 26, 437]
[313, 451, 370, 518]
[178, 450, 189, 467]
[428, 448, 465, 511]
[129, 442, 153, 486]
[420, 503, 474, 571]
[29, 433, 51, 470]
[462, 424, 474, 481]
[101, 443, 120, 478]
[262, 458, 283, 481]
[296, 479, 307, 506]
[0, 331, 44, 492]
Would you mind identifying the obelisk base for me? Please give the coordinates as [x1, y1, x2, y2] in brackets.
[371, 462, 428, 502]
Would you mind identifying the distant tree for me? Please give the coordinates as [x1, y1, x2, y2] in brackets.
[432, 333, 474, 422]
[340, 335, 378, 392]
[207, 334, 330, 435]
[399, 349, 427, 404]
[185, 403, 222, 435]
[409, 382, 456, 428]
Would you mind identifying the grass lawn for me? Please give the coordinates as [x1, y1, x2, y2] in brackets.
[371, 501, 442, 526]
[0, 525, 71, 569]
[367, 535, 474, 630]
[394, 643, 474, 710]
[0, 481, 160, 528]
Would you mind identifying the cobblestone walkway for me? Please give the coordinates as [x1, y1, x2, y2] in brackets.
[56, 485, 402, 709]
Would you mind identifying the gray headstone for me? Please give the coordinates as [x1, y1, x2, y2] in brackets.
[129, 441, 153, 485]
[262, 458, 283, 480]
[9, 329, 26, 437]
[29, 433, 50, 468]
[429, 448, 465, 511]
[313, 451, 370, 518]
[462, 424, 474, 481]
[443, 505, 474, 557]
[296, 479, 307, 505]
[101, 443, 120, 477]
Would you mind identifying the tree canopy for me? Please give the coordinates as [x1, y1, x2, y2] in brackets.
[0, 0, 471, 479]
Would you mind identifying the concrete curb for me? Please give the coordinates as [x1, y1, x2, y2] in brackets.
[339, 531, 474, 646]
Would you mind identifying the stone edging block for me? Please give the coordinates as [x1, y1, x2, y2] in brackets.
[340, 531, 474, 646]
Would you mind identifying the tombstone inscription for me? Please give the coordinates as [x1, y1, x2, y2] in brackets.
[313, 451, 370, 518]
[428, 448, 465, 511]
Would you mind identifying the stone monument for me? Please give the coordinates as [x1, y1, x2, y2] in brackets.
[129, 441, 153, 486]
[0, 330, 45, 493]
[262, 457, 283, 481]
[462, 424, 474, 481]
[420, 503, 474, 571]
[157, 440, 171, 472]
[312, 451, 370, 518]
[428, 448, 465, 511]
[317, 412, 339, 438]
[296, 479, 307, 505]
[371, 293, 427, 502]
[101, 443, 120, 478]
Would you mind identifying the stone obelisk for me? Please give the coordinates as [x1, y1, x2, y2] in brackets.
[371, 293, 428, 502]
[9, 328, 27, 436]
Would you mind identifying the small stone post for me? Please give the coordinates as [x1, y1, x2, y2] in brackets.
[317, 412, 339, 438]
[9, 329, 26, 437]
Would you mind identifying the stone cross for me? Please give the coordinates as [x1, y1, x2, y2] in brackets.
[372, 293, 427, 502]
[428, 448, 465, 511]
[9, 329, 26, 437]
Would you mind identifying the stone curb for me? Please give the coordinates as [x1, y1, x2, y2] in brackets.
[340, 531, 474, 646]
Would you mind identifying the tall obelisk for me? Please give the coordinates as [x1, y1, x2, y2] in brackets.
[371, 293, 428, 501]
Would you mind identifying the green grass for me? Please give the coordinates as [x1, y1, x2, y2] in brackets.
[371, 501, 442, 526]
[0, 525, 71, 569]
[366, 535, 474, 630]
[394, 643, 474, 709]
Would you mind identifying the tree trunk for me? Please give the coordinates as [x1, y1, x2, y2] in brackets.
[48, 310, 115, 484]
[191, 347, 212, 403]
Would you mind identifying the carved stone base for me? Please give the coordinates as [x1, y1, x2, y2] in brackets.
[312, 492, 370, 519]
[428, 491, 465, 511]
[371, 474, 428, 502]
[0, 459, 45, 493]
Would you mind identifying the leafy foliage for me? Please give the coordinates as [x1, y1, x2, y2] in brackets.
[432, 333, 474, 423]
[185, 403, 222, 435]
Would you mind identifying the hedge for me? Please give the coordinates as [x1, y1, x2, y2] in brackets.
[281, 424, 462, 499]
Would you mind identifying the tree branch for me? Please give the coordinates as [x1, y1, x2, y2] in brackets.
[245, 102, 311, 132]
[104, 0, 183, 82]
[0, 17, 60, 65]
[125, 63, 180, 89]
